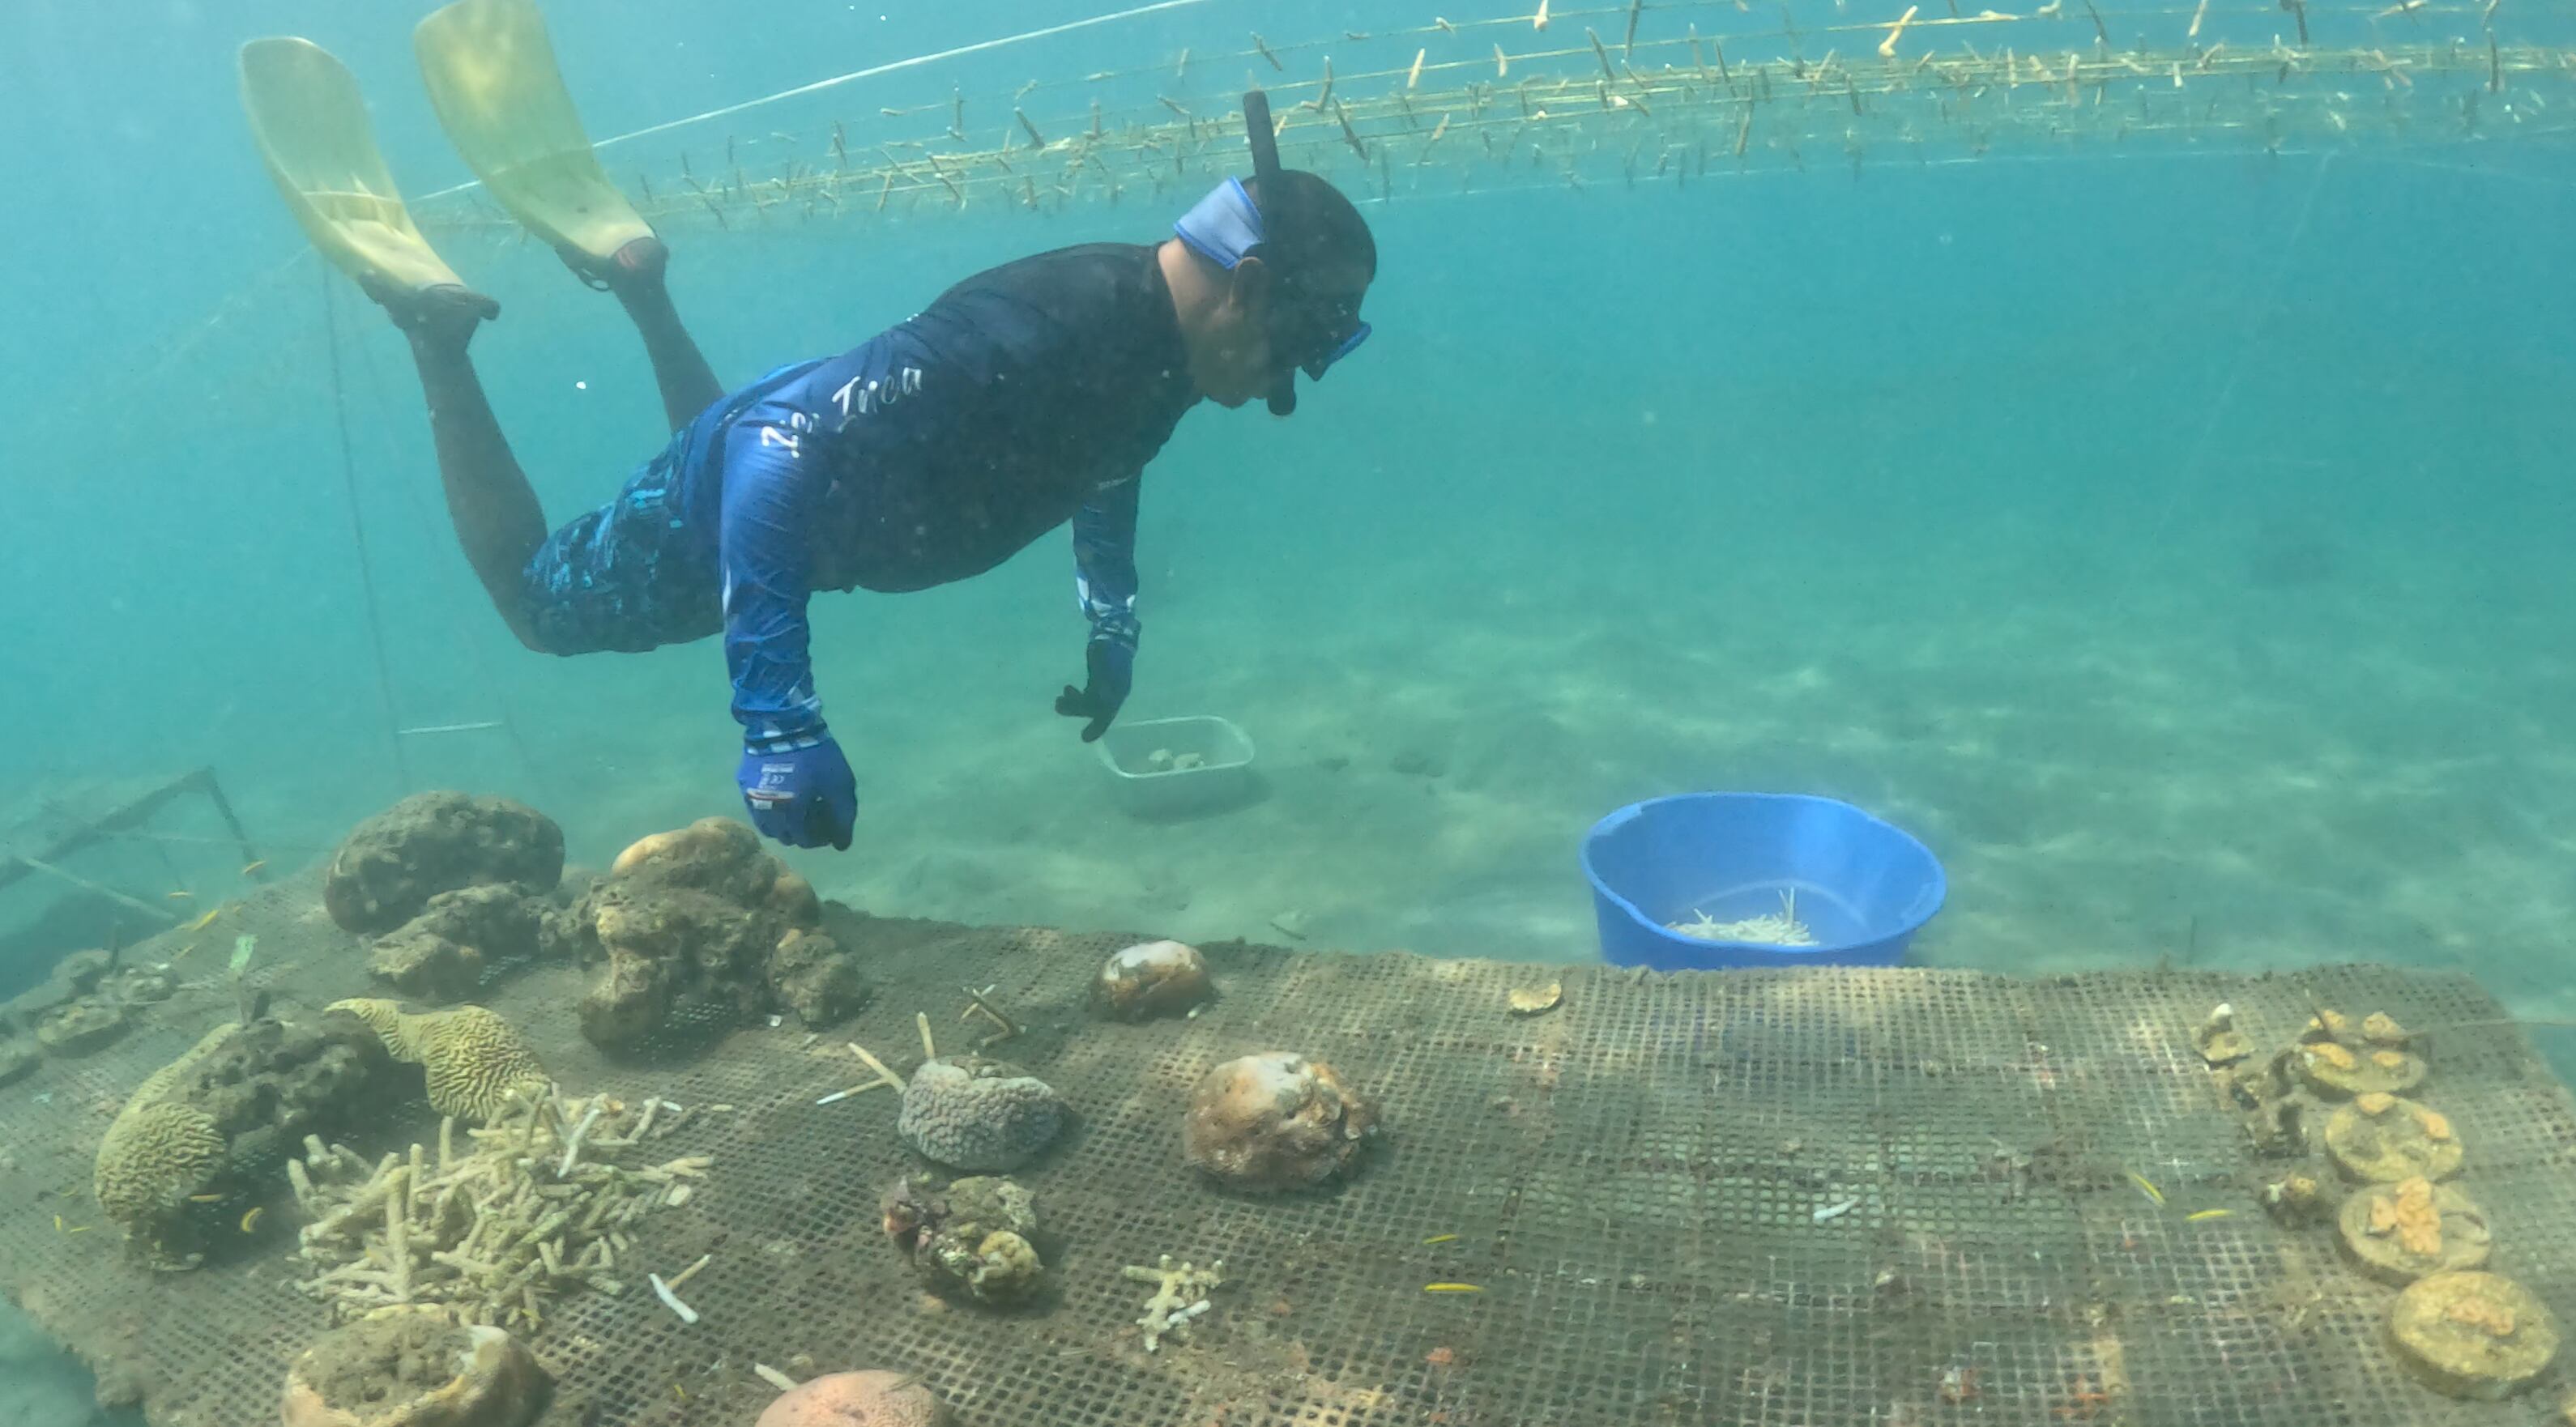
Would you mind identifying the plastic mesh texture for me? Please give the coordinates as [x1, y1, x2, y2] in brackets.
[3, 871, 2574, 1427]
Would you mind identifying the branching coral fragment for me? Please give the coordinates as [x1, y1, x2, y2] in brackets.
[292, 1088, 709, 1334]
[1122, 1254, 1225, 1352]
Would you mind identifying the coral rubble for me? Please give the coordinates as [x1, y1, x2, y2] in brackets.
[292, 1088, 709, 1331]
[1183, 1052, 1377, 1192]
[325, 794, 563, 936]
[366, 885, 559, 1004]
[279, 1304, 550, 1427]
[562, 818, 866, 1051]
[881, 1174, 1046, 1305]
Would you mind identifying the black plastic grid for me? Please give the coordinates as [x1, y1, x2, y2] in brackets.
[2017, 974, 2250, 1179]
[3, 871, 2576, 1426]
[1883, 1176, 2088, 1314]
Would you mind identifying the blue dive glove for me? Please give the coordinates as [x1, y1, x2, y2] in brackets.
[737, 734, 858, 850]
[1054, 640, 1132, 743]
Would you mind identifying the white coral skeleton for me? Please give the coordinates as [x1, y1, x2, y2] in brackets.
[291, 1086, 708, 1332]
[1123, 1254, 1224, 1352]
[1668, 888, 1818, 947]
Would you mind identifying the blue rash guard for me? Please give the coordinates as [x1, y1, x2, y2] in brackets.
[517, 242, 1199, 745]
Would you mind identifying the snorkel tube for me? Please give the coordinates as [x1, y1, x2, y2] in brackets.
[1239, 88, 1302, 417]
[1183, 91, 1367, 415]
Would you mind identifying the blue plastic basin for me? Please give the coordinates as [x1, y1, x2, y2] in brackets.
[1581, 793, 1946, 969]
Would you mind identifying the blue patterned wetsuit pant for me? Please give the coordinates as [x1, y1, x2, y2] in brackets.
[515, 362, 819, 655]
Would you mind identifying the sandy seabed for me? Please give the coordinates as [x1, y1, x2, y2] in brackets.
[501, 522, 2576, 1029]
[187, 518, 2576, 1029]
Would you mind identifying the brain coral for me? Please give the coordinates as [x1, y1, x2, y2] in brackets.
[330, 999, 547, 1122]
[93, 1018, 399, 1269]
[896, 1057, 1068, 1172]
[94, 1100, 228, 1250]
[329, 999, 412, 1055]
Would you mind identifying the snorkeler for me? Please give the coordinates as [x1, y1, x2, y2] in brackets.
[238, 0, 1375, 853]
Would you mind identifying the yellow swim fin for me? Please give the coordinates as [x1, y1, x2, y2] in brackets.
[413, 0, 654, 272]
[238, 37, 471, 301]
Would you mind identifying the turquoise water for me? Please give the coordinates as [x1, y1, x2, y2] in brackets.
[3, 0, 2576, 1412]
[8, 2, 2576, 983]
[0, 1307, 116, 1425]
[9, 2, 2576, 990]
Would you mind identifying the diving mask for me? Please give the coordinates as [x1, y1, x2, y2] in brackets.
[1171, 92, 1374, 413]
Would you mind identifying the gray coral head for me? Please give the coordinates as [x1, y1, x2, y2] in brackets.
[896, 1056, 1068, 1173]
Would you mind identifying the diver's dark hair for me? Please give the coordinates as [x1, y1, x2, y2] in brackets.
[1247, 169, 1376, 279]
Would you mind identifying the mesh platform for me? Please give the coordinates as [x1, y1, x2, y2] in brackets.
[4, 869, 2575, 1426]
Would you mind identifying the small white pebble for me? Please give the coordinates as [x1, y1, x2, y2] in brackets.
[768, 1015, 784, 1029]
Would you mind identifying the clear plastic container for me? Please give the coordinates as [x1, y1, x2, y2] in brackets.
[1094, 715, 1259, 819]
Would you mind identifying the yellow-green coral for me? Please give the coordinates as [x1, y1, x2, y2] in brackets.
[91, 1024, 254, 1261]
[416, 1007, 547, 1122]
[94, 1101, 227, 1250]
[329, 998, 414, 1056]
[329, 999, 545, 1122]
